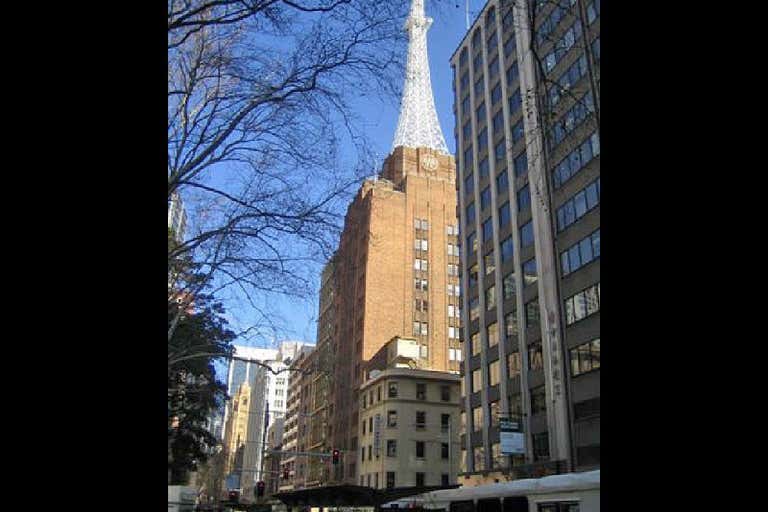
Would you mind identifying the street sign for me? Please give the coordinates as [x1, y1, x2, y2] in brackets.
[499, 419, 524, 455]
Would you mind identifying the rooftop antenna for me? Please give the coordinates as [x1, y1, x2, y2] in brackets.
[465, 0, 470, 30]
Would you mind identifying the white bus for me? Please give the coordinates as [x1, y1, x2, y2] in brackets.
[382, 470, 599, 512]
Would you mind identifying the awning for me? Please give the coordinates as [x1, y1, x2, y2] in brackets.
[273, 485, 460, 507]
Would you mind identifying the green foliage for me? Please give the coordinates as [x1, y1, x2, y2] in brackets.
[168, 272, 235, 484]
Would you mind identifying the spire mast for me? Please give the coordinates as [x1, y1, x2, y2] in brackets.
[391, 0, 449, 155]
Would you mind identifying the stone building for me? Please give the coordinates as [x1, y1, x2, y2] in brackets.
[321, 0, 462, 484]
[357, 336, 462, 489]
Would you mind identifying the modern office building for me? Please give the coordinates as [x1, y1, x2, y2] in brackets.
[322, 0, 462, 484]
[279, 345, 316, 492]
[449, 0, 600, 479]
[223, 341, 308, 498]
[357, 336, 461, 489]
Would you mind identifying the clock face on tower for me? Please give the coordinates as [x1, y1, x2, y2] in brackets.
[422, 154, 438, 172]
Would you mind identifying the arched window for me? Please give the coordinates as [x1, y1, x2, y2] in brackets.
[486, 7, 496, 28]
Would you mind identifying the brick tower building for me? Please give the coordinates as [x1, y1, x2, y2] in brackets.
[324, 0, 461, 484]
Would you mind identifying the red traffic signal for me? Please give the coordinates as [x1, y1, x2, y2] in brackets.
[256, 481, 265, 498]
[228, 490, 240, 503]
[331, 449, 340, 465]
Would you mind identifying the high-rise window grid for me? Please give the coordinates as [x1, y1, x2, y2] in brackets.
[464, 145, 473, 169]
[533, 432, 550, 461]
[476, 102, 486, 124]
[498, 202, 511, 228]
[556, 178, 600, 231]
[493, 111, 504, 135]
[560, 229, 600, 276]
[586, 0, 601, 24]
[491, 83, 502, 105]
[475, 75, 485, 98]
[508, 88, 522, 115]
[506, 62, 519, 85]
[553, 132, 599, 189]
[525, 299, 540, 329]
[484, 251, 495, 275]
[570, 338, 600, 376]
[466, 203, 476, 225]
[503, 35, 515, 56]
[482, 218, 493, 244]
[480, 187, 492, 211]
[496, 169, 509, 193]
[543, 21, 583, 74]
[530, 386, 547, 414]
[549, 92, 595, 151]
[548, 54, 588, 108]
[513, 152, 528, 178]
[472, 368, 482, 393]
[495, 139, 506, 164]
[478, 127, 488, 151]
[565, 282, 600, 325]
[523, 258, 537, 287]
[503, 272, 515, 300]
[485, 285, 496, 311]
[529, 341, 543, 371]
[505, 311, 518, 337]
[534, 0, 571, 47]
[473, 406, 483, 431]
[520, 221, 534, 247]
[463, 119, 472, 139]
[471, 332, 480, 356]
[488, 359, 501, 386]
[473, 52, 483, 73]
[487, 322, 499, 347]
[517, 184, 531, 211]
[501, 236, 514, 262]
[465, 172, 475, 196]
[511, 119, 524, 144]
[466, 232, 477, 256]
[470, 298, 480, 322]
[487, 30, 498, 51]
[507, 352, 521, 378]
[479, 157, 489, 178]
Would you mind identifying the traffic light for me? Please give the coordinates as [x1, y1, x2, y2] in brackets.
[228, 490, 240, 504]
[332, 449, 340, 465]
[256, 480, 265, 498]
[283, 468, 290, 480]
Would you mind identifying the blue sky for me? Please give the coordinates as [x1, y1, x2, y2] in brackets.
[220, 1, 484, 360]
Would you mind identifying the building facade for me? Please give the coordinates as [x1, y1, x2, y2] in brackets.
[449, 0, 600, 478]
[279, 345, 316, 491]
[222, 342, 308, 498]
[222, 381, 252, 487]
[357, 337, 461, 489]
[323, 0, 462, 484]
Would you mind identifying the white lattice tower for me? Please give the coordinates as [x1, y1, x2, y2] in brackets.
[391, 0, 449, 155]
